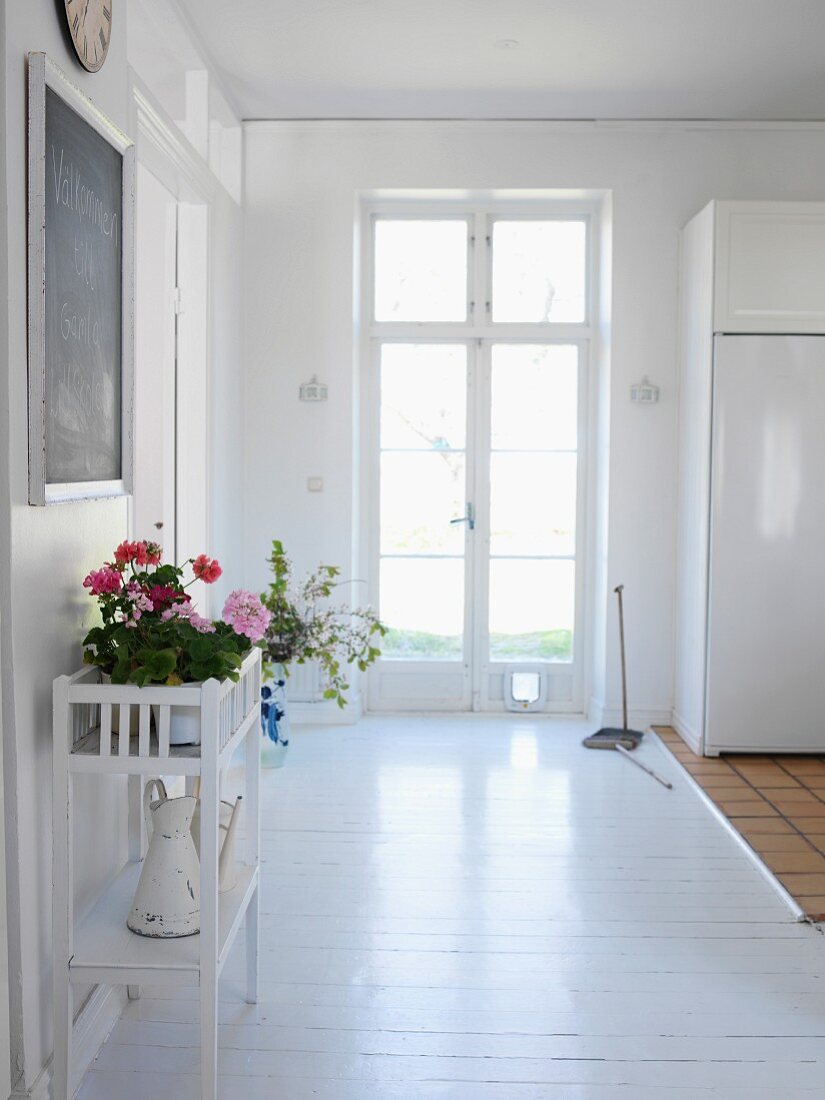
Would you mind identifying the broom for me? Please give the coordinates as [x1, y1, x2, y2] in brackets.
[583, 585, 672, 789]
[583, 584, 646, 751]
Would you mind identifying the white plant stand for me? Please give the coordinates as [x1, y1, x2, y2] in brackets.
[52, 649, 262, 1100]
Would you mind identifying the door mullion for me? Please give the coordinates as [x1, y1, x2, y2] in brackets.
[463, 343, 476, 709]
[471, 338, 492, 711]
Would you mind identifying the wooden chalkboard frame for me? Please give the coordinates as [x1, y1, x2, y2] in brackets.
[27, 53, 135, 505]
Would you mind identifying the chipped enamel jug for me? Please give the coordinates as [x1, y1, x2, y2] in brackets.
[127, 779, 200, 938]
[190, 795, 242, 893]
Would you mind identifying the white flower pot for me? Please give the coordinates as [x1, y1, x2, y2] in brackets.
[152, 687, 204, 747]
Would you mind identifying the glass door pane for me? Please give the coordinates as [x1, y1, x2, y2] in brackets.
[487, 344, 580, 664]
[374, 220, 469, 322]
[491, 220, 587, 323]
[378, 343, 469, 660]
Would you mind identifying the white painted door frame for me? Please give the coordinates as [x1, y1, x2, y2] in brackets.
[360, 199, 598, 713]
[129, 72, 215, 609]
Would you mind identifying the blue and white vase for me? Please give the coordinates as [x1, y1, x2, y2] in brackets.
[261, 675, 290, 769]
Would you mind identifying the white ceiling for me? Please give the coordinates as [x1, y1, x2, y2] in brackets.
[175, 0, 825, 121]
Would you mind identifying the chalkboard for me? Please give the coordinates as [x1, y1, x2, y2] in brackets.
[28, 54, 134, 504]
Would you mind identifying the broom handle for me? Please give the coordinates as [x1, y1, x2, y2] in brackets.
[615, 584, 628, 731]
[616, 744, 673, 789]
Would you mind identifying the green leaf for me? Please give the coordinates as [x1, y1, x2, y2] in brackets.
[142, 648, 177, 681]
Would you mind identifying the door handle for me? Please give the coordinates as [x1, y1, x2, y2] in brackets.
[450, 502, 475, 531]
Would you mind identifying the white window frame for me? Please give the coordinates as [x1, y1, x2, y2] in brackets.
[361, 198, 599, 713]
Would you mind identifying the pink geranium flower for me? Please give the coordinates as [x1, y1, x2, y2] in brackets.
[148, 585, 187, 610]
[193, 554, 222, 584]
[131, 540, 161, 566]
[83, 567, 123, 595]
[161, 602, 216, 634]
[113, 540, 138, 565]
[223, 590, 271, 644]
[114, 539, 163, 567]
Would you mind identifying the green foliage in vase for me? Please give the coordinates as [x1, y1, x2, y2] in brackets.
[261, 540, 386, 708]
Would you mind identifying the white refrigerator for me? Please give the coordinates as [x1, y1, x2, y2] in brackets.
[705, 334, 825, 753]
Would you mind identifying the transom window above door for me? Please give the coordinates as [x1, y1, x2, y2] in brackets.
[371, 213, 589, 327]
[363, 202, 596, 713]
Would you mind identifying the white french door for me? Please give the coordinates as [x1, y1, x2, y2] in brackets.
[365, 204, 593, 713]
[370, 337, 586, 711]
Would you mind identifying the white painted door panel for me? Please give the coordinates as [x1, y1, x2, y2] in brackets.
[706, 335, 825, 752]
[132, 166, 177, 555]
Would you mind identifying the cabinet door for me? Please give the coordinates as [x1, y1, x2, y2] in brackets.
[705, 335, 825, 753]
[714, 203, 825, 334]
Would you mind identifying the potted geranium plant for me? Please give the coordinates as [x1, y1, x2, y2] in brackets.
[258, 540, 385, 765]
[82, 539, 270, 745]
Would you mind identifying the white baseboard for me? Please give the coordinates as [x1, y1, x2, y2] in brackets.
[289, 691, 363, 726]
[594, 704, 674, 730]
[12, 984, 126, 1099]
[671, 708, 703, 754]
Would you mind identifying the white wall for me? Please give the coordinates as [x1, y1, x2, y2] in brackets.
[0, 7, 132, 1093]
[0, 10, 12, 1097]
[243, 120, 825, 722]
[0, 6, 246, 1095]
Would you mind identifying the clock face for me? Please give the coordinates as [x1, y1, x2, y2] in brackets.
[64, 0, 112, 73]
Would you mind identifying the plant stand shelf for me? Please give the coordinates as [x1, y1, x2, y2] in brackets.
[52, 650, 262, 1100]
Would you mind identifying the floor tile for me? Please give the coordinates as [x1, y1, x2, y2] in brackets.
[749, 834, 817, 854]
[743, 775, 801, 789]
[761, 852, 825, 874]
[721, 800, 777, 817]
[733, 817, 796, 835]
[765, 790, 824, 806]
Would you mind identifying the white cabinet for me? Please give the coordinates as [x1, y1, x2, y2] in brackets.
[713, 201, 825, 334]
[674, 201, 825, 755]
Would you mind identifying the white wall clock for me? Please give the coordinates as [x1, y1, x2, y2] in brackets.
[64, 0, 112, 73]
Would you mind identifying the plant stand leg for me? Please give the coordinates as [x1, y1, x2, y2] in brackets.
[52, 679, 73, 1100]
[245, 716, 260, 1003]
[200, 689, 220, 1100]
[53, 972, 73, 1100]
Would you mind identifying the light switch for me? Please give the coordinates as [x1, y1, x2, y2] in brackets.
[307, 477, 324, 492]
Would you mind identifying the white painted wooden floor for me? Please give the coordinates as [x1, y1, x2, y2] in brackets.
[78, 716, 825, 1099]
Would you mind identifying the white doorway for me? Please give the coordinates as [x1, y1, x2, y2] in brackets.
[364, 205, 594, 713]
[132, 166, 209, 602]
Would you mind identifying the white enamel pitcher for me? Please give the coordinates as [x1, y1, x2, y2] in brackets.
[127, 779, 200, 938]
[190, 793, 242, 893]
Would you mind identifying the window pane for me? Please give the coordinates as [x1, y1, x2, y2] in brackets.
[380, 558, 464, 659]
[491, 345, 578, 451]
[490, 453, 576, 557]
[381, 344, 466, 449]
[488, 559, 575, 662]
[375, 220, 468, 322]
[492, 220, 586, 323]
[381, 452, 466, 555]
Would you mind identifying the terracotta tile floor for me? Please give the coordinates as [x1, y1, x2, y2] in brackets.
[655, 725, 825, 921]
